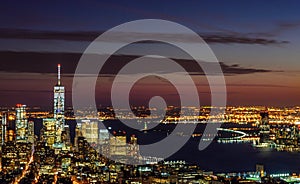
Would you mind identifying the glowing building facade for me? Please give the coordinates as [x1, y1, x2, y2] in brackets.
[80, 119, 99, 144]
[54, 64, 65, 144]
[109, 132, 127, 160]
[42, 118, 56, 148]
[1, 130, 17, 173]
[28, 120, 35, 144]
[1, 113, 7, 146]
[15, 104, 28, 143]
[99, 129, 110, 145]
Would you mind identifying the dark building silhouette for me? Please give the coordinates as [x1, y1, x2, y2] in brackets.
[259, 110, 270, 144]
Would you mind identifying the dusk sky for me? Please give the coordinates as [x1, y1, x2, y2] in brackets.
[1, 1, 300, 107]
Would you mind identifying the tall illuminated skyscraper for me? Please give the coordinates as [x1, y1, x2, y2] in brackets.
[15, 104, 28, 143]
[1, 113, 7, 145]
[54, 64, 65, 144]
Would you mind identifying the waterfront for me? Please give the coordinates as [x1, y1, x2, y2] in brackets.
[106, 120, 300, 174]
[31, 119, 300, 174]
[172, 139, 300, 174]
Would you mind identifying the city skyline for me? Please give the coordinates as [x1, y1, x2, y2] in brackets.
[1, 70, 300, 182]
[2, 2, 300, 183]
[1, 60, 300, 183]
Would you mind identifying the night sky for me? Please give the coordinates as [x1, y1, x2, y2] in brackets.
[1, 1, 300, 107]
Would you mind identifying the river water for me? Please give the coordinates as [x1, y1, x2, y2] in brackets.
[33, 119, 300, 173]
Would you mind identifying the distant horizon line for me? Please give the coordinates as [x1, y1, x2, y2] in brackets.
[1, 105, 300, 110]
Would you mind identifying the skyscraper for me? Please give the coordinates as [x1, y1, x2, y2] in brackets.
[1, 129, 18, 173]
[61, 124, 71, 151]
[99, 129, 110, 145]
[42, 118, 56, 149]
[109, 131, 127, 162]
[80, 119, 99, 145]
[74, 121, 82, 151]
[1, 112, 7, 146]
[54, 64, 65, 144]
[259, 110, 270, 144]
[28, 120, 35, 144]
[15, 104, 28, 143]
[98, 128, 110, 156]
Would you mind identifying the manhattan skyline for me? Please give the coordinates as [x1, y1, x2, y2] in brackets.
[3, 2, 300, 183]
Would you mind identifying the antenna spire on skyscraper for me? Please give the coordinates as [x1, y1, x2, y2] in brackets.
[58, 64, 61, 86]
